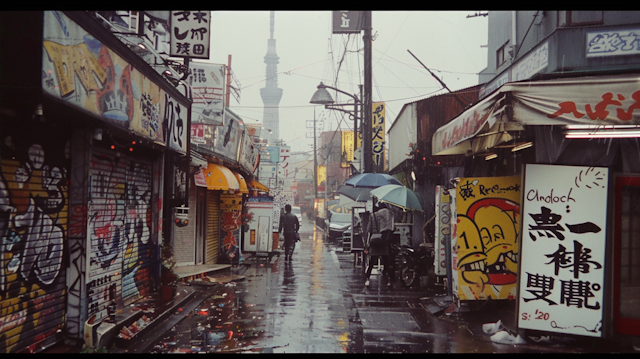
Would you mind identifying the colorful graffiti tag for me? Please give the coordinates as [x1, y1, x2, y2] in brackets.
[0, 132, 69, 353]
[220, 194, 242, 263]
[454, 176, 521, 300]
[87, 150, 153, 321]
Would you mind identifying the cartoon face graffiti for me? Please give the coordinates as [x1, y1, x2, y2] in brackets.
[456, 215, 489, 289]
[467, 198, 520, 286]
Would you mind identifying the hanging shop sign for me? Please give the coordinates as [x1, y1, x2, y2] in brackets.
[238, 130, 260, 175]
[42, 11, 189, 155]
[332, 11, 365, 34]
[454, 176, 521, 301]
[341, 131, 355, 167]
[214, 109, 243, 162]
[518, 164, 608, 337]
[170, 11, 210, 59]
[187, 61, 225, 126]
[372, 102, 386, 171]
[434, 186, 451, 277]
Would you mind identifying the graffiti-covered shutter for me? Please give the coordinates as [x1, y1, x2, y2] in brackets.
[87, 148, 155, 319]
[206, 191, 220, 264]
[0, 130, 69, 353]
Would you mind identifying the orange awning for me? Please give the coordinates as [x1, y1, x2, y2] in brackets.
[233, 172, 249, 194]
[203, 163, 239, 191]
[246, 178, 269, 193]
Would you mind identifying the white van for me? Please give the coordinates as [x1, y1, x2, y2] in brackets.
[292, 206, 302, 223]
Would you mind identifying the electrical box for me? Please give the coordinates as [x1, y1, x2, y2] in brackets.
[174, 206, 189, 227]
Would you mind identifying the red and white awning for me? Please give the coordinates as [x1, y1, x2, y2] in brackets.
[432, 74, 640, 155]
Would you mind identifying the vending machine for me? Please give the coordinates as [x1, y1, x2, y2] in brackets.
[243, 200, 278, 257]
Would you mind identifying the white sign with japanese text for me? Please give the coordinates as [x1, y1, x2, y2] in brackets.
[170, 11, 210, 59]
[518, 164, 608, 337]
[587, 29, 640, 58]
[187, 62, 225, 126]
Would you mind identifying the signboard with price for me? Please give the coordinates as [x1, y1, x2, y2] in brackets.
[518, 164, 608, 337]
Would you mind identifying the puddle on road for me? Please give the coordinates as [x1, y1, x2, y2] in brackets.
[149, 282, 270, 354]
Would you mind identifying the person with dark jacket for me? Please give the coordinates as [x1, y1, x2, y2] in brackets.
[364, 203, 395, 288]
[279, 204, 300, 261]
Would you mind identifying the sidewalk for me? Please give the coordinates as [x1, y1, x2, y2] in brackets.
[42, 261, 243, 353]
[420, 293, 640, 353]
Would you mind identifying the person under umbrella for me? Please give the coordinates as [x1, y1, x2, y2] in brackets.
[363, 202, 398, 288]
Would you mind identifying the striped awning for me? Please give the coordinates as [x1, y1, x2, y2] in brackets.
[203, 163, 239, 191]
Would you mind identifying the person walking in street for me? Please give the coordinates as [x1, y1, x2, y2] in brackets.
[279, 204, 300, 261]
[364, 202, 396, 288]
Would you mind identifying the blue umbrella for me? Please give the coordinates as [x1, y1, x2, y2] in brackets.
[337, 185, 372, 202]
[344, 173, 402, 188]
[370, 184, 422, 211]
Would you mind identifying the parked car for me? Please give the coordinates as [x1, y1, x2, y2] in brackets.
[327, 211, 351, 242]
[292, 206, 302, 223]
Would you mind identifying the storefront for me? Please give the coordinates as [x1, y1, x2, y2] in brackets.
[432, 73, 640, 339]
[0, 11, 190, 352]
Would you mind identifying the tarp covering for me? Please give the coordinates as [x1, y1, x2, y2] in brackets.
[433, 74, 640, 155]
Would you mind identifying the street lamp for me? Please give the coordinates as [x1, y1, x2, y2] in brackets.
[310, 82, 365, 172]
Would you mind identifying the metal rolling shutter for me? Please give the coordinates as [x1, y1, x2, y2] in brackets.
[174, 180, 197, 265]
[206, 190, 220, 264]
[88, 148, 155, 318]
[0, 131, 69, 353]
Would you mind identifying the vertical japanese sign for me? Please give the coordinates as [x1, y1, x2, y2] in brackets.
[434, 186, 451, 277]
[518, 164, 608, 337]
[187, 62, 225, 126]
[372, 102, 386, 171]
[317, 165, 327, 190]
[341, 131, 354, 167]
[170, 11, 210, 59]
[279, 147, 291, 179]
[332, 11, 365, 33]
[449, 189, 458, 296]
[454, 176, 521, 300]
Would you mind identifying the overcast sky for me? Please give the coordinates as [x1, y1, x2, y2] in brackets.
[206, 11, 488, 155]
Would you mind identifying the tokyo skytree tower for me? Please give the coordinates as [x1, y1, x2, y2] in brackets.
[260, 11, 283, 145]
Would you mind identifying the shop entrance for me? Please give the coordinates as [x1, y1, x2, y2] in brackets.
[614, 175, 640, 336]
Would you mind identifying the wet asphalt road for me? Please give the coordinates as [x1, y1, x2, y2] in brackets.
[149, 217, 351, 353]
[145, 216, 639, 354]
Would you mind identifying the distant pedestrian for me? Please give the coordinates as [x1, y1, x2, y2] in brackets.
[279, 204, 300, 261]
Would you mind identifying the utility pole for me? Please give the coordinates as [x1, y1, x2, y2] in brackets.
[226, 55, 232, 108]
[363, 11, 374, 173]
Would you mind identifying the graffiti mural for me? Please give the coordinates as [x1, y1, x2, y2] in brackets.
[454, 176, 521, 300]
[0, 132, 69, 353]
[42, 11, 167, 144]
[220, 194, 242, 263]
[87, 150, 153, 322]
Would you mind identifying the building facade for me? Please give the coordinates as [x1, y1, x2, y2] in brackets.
[430, 11, 640, 341]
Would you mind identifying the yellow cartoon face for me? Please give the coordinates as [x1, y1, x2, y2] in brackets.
[472, 204, 519, 286]
[456, 215, 488, 288]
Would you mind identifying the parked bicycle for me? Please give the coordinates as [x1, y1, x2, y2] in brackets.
[394, 242, 435, 288]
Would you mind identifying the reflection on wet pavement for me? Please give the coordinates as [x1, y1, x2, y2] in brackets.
[149, 221, 350, 353]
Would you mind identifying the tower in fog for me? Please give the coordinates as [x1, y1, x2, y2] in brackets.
[260, 11, 283, 145]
